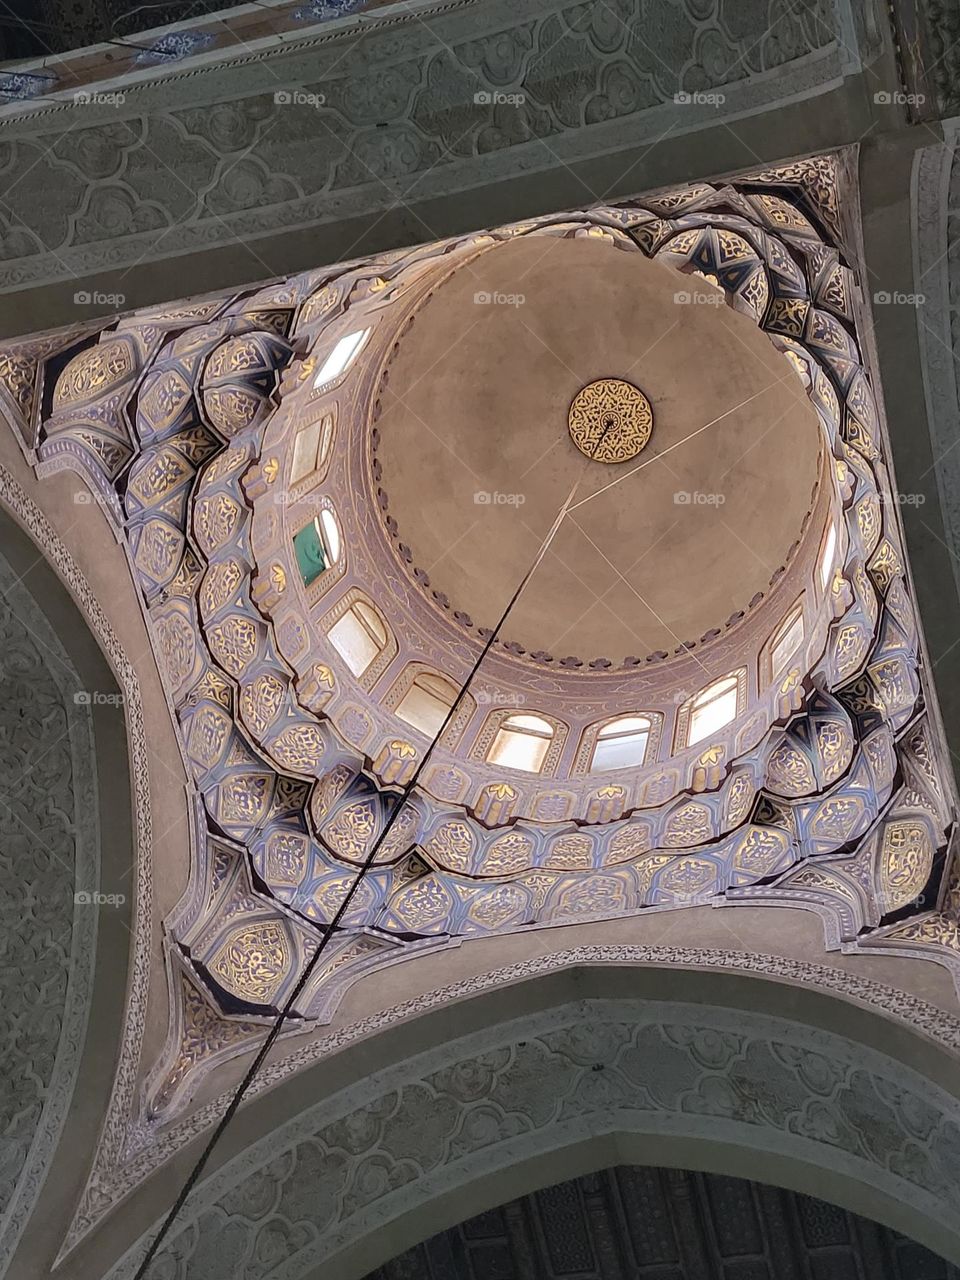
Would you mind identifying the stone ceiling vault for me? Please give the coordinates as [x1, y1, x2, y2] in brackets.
[3, 141, 960, 1280]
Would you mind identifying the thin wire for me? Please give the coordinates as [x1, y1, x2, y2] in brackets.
[567, 380, 785, 513]
[131, 460, 595, 1278]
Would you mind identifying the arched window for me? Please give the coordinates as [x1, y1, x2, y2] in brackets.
[293, 508, 340, 586]
[819, 520, 837, 592]
[328, 598, 389, 677]
[290, 412, 335, 485]
[590, 715, 652, 772]
[396, 671, 459, 738]
[769, 603, 805, 679]
[487, 713, 555, 773]
[686, 674, 741, 747]
[313, 328, 370, 389]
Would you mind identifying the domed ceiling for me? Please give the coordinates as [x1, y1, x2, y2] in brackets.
[374, 233, 822, 662]
[2, 156, 955, 1181]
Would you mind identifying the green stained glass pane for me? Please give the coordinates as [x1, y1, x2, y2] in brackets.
[293, 519, 327, 585]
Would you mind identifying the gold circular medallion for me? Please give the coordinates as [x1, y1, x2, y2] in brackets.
[568, 378, 653, 463]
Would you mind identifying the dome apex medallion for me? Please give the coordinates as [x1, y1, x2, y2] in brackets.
[568, 377, 653, 463]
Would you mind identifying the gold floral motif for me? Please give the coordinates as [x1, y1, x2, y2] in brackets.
[725, 774, 754, 827]
[134, 520, 183, 582]
[739, 267, 769, 316]
[309, 762, 354, 825]
[884, 913, 960, 950]
[325, 799, 377, 860]
[766, 740, 816, 796]
[767, 297, 809, 337]
[585, 784, 627, 825]
[205, 335, 262, 380]
[879, 820, 933, 913]
[661, 228, 701, 255]
[869, 539, 902, 593]
[425, 820, 474, 874]
[376, 804, 419, 862]
[870, 657, 912, 714]
[816, 720, 850, 783]
[632, 220, 675, 252]
[153, 972, 263, 1112]
[475, 781, 519, 824]
[716, 229, 755, 262]
[265, 831, 309, 884]
[299, 285, 339, 325]
[810, 795, 865, 842]
[483, 830, 534, 876]
[389, 875, 454, 929]
[373, 741, 418, 786]
[129, 448, 192, 504]
[202, 386, 263, 437]
[834, 624, 867, 678]
[848, 373, 877, 429]
[311, 873, 377, 924]
[186, 668, 233, 711]
[0, 350, 37, 412]
[544, 833, 594, 870]
[201, 446, 248, 485]
[465, 883, 529, 930]
[200, 559, 244, 617]
[791, 866, 857, 903]
[239, 673, 285, 736]
[218, 773, 271, 825]
[691, 744, 725, 791]
[658, 857, 717, 898]
[568, 379, 653, 463]
[187, 704, 231, 769]
[194, 492, 242, 553]
[210, 922, 289, 1004]
[603, 823, 653, 864]
[732, 827, 789, 877]
[207, 615, 259, 676]
[753, 193, 814, 232]
[662, 802, 713, 848]
[856, 494, 881, 554]
[815, 370, 840, 425]
[864, 729, 895, 787]
[844, 414, 879, 461]
[633, 854, 674, 898]
[155, 610, 197, 688]
[554, 873, 628, 917]
[138, 369, 192, 434]
[53, 337, 135, 408]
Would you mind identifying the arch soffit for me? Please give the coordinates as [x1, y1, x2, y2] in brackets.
[105, 950, 960, 1280]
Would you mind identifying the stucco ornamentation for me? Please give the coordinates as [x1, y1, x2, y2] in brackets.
[0, 0, 872, 293]
[0, 546, 99, 1278]
[107, 993, 960, 1279]
[0, 463, 153, 1271]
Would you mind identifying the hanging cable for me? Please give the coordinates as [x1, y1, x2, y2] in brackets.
[131, 430, 611, 1278]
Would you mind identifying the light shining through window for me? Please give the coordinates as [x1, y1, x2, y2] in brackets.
[313, 329, 370, 388]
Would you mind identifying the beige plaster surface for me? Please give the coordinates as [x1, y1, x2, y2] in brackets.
[377, 235, 822, 658]
[0, 426, 192, 1084]
[58, 902, 960, 1280]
